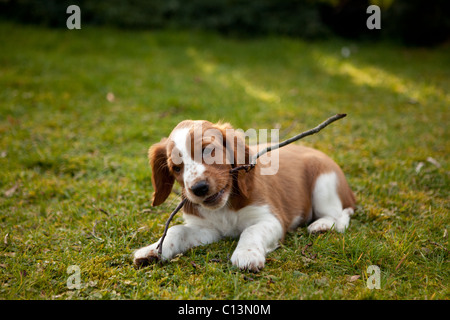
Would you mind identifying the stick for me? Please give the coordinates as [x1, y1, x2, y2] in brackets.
[230, 113, 347, 173]
[98, 208, 110, 216]
[301, 242, 317, 260]
[156, 198, 187, 259]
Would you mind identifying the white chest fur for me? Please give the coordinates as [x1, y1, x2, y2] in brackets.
[184, 204, 281, 239]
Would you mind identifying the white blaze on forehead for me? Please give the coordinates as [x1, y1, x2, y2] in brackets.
[171, 127, 206, 188]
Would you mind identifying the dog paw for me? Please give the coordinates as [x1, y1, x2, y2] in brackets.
[343, 207, 354, 217]
[133, 245, 160, 268]
[230, 248, 265, 272]
[133, 255, 159, 268]
[307, 218, 336, 234]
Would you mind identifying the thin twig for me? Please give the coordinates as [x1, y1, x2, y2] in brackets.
[229, 163, 256, 173]
[98, 208, 110, 216]
[301, 242, 317, 260]
[90, 220, 104, 242]
[156, 198, 187, 259]
[429, 240, 449, 253]
[301, 243, 313, 256]
[230, 113, 347, 173]
[395, 253, 409, 271]
[256, 113, 347, 160]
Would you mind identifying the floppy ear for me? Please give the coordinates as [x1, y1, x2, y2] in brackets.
[148, 139, 175, 206]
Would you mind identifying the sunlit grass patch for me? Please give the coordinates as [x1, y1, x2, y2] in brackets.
[0, 22, 448, 299]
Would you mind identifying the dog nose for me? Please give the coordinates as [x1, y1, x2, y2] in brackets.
[191, 181, 209, 197]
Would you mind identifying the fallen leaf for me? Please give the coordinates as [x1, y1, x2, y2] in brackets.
[4, 183, 19, 197]
[2, 252, 16, 257]
[415, 162, 424, 173]
[348, 275, 361, 282]
[426, 157, 441, 168]
[106, 92, 115, 102]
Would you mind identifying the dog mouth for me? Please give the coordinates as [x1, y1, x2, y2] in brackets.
[203, 186, 228, 205]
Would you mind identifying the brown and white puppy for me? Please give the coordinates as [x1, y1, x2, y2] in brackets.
[134, 120, 356, 271]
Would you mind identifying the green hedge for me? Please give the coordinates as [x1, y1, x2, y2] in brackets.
[1, 0, 449, 45]
[0, 0, 330, 38]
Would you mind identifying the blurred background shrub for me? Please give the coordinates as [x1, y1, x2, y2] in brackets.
[0, 0, 448, 45]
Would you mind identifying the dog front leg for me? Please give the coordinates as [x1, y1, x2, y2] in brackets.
[230, 217, 283, 272]
[133, 224, 220, 267]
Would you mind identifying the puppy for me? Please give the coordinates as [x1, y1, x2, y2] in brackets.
[134, 120, 356, 271]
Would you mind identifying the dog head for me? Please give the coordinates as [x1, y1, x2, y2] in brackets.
[148, 120, 253, 210]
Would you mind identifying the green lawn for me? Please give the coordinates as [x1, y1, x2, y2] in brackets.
[0, 22, 448, 300]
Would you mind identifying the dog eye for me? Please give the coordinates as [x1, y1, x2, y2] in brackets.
[173, 166, 181, 173]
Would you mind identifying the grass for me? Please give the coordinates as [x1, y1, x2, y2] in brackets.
[0, 22, 448, 300]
